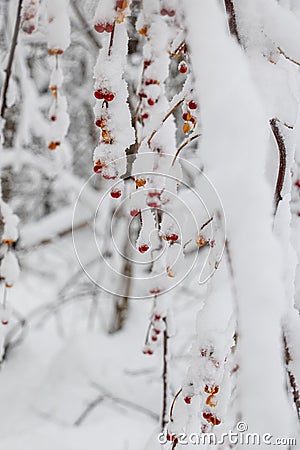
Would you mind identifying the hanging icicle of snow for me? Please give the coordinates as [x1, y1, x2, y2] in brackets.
[46, 0, 70, 151]
[92, 9, 135, 182]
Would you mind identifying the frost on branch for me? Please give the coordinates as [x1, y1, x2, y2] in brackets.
[21, 0, 40, 34]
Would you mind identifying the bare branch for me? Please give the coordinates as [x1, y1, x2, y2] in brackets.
[1, 0, 23, 119]
[270, 118, 287, 215]
[224, 0, 241, 44]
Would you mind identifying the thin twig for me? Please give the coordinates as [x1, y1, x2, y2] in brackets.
[169, 388, 182, 422]
[273, 117, 293, 130]
[147, 99, 184, 147]
[161, 317, 168, 430]
[172, 133, 201, 165]
[270, 118, 287, 215]
[71, 0, 100, 51]
[91, 382, 159, 421]
[277, 47, 300, 68]
[224, 0, 241, 44]
[200, 216, 213, 231]
[74, 395, 104, 426]
[0, 0, 23, 119]
[108, 22, 116, 57]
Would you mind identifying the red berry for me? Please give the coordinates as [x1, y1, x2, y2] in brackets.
[160, 8, 168, 16]
[213, 385, 219, 394]
[154, 314, 161, 320]
[151, 335, 158, 342]
[50, 115, 56, 121]
[142, 113, 149, 119]
[182, 112, 189, 121]
[166, 233, 178, 242]
[153, 328, 161, 335]
[1, 320, 8, 325]
[94, 165, 102, 174]
[147, 201, 159, 208]
[103, 173, 117, 180]
[148, 98, 155, 106]
[138, 92, 147, 98]
[144, 60, 151, 68]
[298, 212, 300, 217]
[179, 62, 187, 74]
[95, 119, 101, 127]
[168, 10, 176, 16]
[294, 179, 300, 188]
[116, 0, 124, 8]
[94, 23, 105, 33]
[105, 23, 114, 33]
[150, 288, 161, 295]
[203, 412, 212, 420]
[130, 209, 140, 217]
[94, 90, 104, 100]
[105, 92, 115, 102]
[184, 396, 191, 404]
[110, 189, 121, 199]
[138, 244, 149, 253]
[188, 100, 197, 110]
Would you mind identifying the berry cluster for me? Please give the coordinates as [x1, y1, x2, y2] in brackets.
[142, 312, 165, 355]
[94, 0, 129, 33]
[21, 0, 39, 34]
[182, 100, 198, 135]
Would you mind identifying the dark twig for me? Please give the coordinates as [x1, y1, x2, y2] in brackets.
[270, 118, 287, 215]
[277, 47, 300, 68]
[172, 133, 201, 165]
[200, 216, 213, 231]
[147, 99, 184, 147]
[1, 0, 23, 119]
[74, 395, 104, 426]
[224, 0, 241, 44]
[161, 317, 168, 430]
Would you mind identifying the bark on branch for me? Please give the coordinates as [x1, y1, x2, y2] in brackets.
[224, 0, 241, 44]
[270, 118, 287, 215]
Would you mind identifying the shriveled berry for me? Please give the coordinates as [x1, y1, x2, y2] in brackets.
[184, 396, 191, 404]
